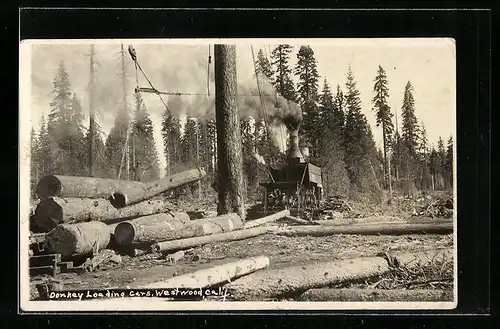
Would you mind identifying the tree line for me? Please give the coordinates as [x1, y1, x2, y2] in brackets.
[30, 45, 454, 202]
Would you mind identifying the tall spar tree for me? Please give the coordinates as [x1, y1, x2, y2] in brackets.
[372, 65, 394, 196]
[295, 45, 320, 158]
[400, 81, 420, 195]
[214, 44, 246, 221]
[130, 92, 160, 182]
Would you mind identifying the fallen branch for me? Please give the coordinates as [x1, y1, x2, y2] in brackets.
[244, 210, 290, 228]
[138, 255, 270, 289]
[271, 222, 453, 237]
[151, 226, 276, 253]
[110, 168, 206, 208]
[298, 288, 454, 302]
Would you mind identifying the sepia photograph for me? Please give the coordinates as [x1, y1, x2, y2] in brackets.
[19, 38, 457, 311]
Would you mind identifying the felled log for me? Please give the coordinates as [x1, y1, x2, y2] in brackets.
[151, 226, 276, 253]
[36, 175, 146, 199]
[139, 256, 270, 289]
[298, 288, 454, 302]
[284, 215, 314, 225]
[34, 197, 175, 232]
[130, 213, 243, 242]
[272, 222, 453, 237]
[45, 222, 112, 257]
[110, 168, 206, 208]
[113, 212, 191, 245]
[244, 210, 290, 228]
[226, 256, 390, 301]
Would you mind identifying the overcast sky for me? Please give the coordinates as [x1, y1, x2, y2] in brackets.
[25, 38, 456, 177]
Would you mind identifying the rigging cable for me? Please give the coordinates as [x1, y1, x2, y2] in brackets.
[250, 45, 269, 134]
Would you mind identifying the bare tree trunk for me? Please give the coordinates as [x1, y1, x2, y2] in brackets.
[214, 44, 246, 221]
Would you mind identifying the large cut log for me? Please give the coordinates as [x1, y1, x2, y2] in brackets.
[271, 222, 453, 237]
[112, 212, 190, 245]
[34, 197, 175, 232]
[45, 222, 112, 257]
[225, 256, 390, 301]
[299, 288, 454, 302]
[244, 210, 290, 228]
[36, 175, 146, 199]
[139, 256, 270, 289]
[115, 213, 243, 245]
[151, 226, 276, 253]
[110, 168, 206, 208]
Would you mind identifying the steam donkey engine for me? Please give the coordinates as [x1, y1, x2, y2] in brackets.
[259, 118, 323, 214]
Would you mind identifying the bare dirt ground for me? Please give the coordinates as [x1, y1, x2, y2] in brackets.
[29, 190, 455, 301]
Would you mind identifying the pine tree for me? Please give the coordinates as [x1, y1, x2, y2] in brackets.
[333, 85, 346, 134]
[372, 65, 394, 192]
[435, 137, 447, 190]
[47, 61, 74, 175]
[254, 49, 274, 81]
[68, 93, 87, 176]
[428, 147, 440, 190]
[36, 115, 53, 176]
[445, 135, 454, 189]
[270, 45, 296, 102]
[343, 66, 379, 195]
[30, 128, 38, 196]
[130, 92, 160, 182]
[198, 116, 217, 189]
[105, 107, 130, 179]
[318, 79, 350, 196]
[240, 116, 259, 197]
[295, 45, 320, 157]
[400, 81, 420, 195]
[181, 116, 198, 166]
[418, 123, 431, 189]
[161, 111, 182, 175]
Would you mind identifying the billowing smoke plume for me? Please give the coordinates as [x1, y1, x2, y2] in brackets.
[238, 73, 302, 130]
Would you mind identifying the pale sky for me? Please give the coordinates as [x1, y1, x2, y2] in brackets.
[25, 38, 456, 178]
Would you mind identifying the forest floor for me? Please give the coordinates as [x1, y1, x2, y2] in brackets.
[29, 189, 455, 301]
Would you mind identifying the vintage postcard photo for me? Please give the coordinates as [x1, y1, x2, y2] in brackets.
[19, 38, 457, 311]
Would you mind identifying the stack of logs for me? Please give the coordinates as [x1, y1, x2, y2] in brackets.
[31, 169, 298, 258]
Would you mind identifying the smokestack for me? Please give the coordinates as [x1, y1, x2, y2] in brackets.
[288, 129, 304, 163]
